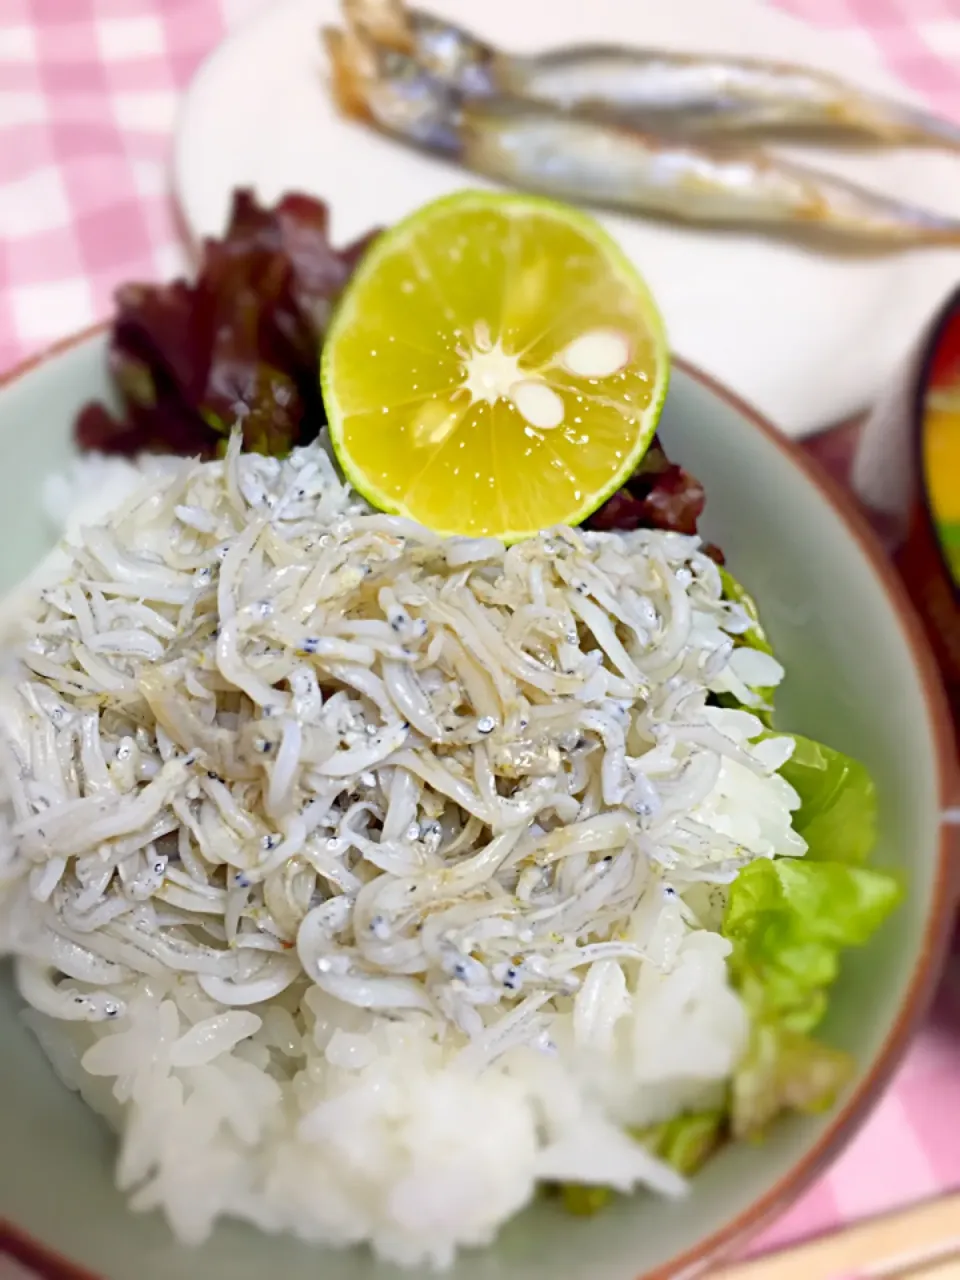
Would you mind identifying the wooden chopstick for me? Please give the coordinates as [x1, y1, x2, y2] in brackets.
[710, 1191, 960, 1280]
[898, 1256, 960, 1280]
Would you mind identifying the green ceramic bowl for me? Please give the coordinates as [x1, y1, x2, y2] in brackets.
[0, 329, 956, 1280]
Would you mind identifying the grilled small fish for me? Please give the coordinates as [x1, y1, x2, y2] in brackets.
[325, 25, 960, 251]
[342, 0, 960, 150]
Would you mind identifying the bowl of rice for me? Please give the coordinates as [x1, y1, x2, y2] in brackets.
[0, 323, 956, 1280]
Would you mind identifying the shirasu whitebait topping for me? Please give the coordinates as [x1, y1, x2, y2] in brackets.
[0, 434, 804, 1267]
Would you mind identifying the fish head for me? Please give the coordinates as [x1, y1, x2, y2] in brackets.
[341, 0, 414, 52]
[323, 25, 463, 156]
[324, 26, 378, 122]
[340, 0, 499, 98]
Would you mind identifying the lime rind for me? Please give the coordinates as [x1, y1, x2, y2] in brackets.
[321, 190, 670, 542]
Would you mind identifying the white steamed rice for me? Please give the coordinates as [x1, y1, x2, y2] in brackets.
[0, 438, 803, 1269]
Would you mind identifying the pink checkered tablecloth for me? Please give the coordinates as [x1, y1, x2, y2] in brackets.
[1, 0, 960, 1274]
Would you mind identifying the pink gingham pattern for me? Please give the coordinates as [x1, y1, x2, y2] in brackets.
[1, 1, 960, 1273]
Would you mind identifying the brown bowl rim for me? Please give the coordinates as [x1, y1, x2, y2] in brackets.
[0, 324, 957, 1280]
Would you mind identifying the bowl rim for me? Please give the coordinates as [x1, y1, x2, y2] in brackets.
[0, 323, 957, 1280]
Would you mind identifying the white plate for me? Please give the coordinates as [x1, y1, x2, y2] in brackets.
[174, 0, 960, 437]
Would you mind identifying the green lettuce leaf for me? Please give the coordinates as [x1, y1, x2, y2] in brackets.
[724, 858, 901, 1030]
[776, 734, 877, 865]
[730, 1023, 853, 1141]
[560, 1184, 615, 1216]
[643, 1109, 728, 1176]
[719, 566, 774, 658]
[722, 856, 900, 1137]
